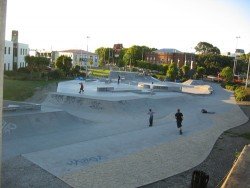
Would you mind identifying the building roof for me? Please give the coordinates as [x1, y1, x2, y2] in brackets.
[154, 48, 182, 54]
[59, 49, 97, 55]
[235, 49, 245, 54]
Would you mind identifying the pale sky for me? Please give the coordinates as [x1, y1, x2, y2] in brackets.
[5, 0, 250, 53]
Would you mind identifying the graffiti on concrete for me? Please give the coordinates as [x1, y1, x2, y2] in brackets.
[89, 101, 103, 110]
[119, 100, 127, 105]
[2, 120, 17, 135]
[51, 94, 64, 104]
[67, 155, 105, 166]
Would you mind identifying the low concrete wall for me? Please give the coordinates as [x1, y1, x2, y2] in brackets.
[97, 87, 114, 92]
[221, 144, 250, 188]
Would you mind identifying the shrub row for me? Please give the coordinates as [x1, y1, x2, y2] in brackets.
[234, 87, 247, 101]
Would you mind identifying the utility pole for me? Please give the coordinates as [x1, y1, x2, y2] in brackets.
[233, 36, 240, 76]
[245, 56, 250, 89]
[86, 36, 90, 78]
[0, 0, 7, 185]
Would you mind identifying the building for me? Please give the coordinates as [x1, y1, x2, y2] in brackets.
[56, 49, 99, 67]
[145, 48, 195, 69]
[4, 30, 29, 71]
[222, 49, 245, 58]
[113, 43, 123, 57]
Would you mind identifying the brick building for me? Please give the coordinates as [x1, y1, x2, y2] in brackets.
[145, 48, 195, 69]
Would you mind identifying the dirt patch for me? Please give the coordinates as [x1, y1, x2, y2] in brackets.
[25, 82, 58, 104]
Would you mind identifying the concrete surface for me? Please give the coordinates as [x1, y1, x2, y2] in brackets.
[2, 79, 249, 187]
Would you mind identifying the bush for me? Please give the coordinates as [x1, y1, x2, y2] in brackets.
[48, 69, 65, 80]
[225, 83, 237, 91]
[234, 87, 247, 101]
[17, 67, 30, 73]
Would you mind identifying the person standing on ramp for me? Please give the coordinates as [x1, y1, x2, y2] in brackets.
[175, 109, 183, 135]
[148, 109, 155, 127]
[79, 82, 84, 94]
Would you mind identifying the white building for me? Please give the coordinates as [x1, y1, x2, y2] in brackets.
[17, 42, 29, 69]
[57, 49, 99, 67]
[4, 41, 29, 71]
[4, 30, 29, 71]
[4, 40, 13, 71]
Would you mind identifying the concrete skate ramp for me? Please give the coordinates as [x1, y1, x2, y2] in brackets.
[19, 83, 249, 188]
[109, 70, 160, 83]
[3, 111, 93, 160]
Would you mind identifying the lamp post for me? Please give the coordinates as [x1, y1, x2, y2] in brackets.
[233, 36, 240, 76]
[245, 56, 250, 89]
[86, 36, 90, 77]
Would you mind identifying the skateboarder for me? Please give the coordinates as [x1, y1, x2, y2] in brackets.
[118, 75, 121, 84]
[79, 82, 84, 94]
[148, 109, 155, 127]
[175, 109, 183, 135]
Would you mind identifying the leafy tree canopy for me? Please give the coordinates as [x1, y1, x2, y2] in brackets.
[195, 42, 220, 55]
[220, 66, 233, 82]
[56, 55, 72, 74]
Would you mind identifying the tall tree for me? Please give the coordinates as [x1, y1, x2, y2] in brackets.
[220, 66, 233, 82]
[56, 55, 72, 75]
[195, 42, 220, 55]
[166, 63, 178, 81]
[196, 66, 206, 79]
[25, 55, 50, 78]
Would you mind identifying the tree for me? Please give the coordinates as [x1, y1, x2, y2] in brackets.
[220, 67, 233, 82]
[166, 63, 178, 81]
[195, 54, 233, 75]
[195, 42, 220, 55]
[56, 55, 72, 75]
[25, 55, 50, 78]
[181, 65, 190, 78]
[196, 66, 206, 79]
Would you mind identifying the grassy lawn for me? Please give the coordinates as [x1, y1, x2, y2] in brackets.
[3, 79, 55, 101]
[89, 69, 110, 77]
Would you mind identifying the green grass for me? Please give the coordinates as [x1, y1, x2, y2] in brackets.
[239, 132, 250, 140]
[3, 79, 55, 101]
[89, 69, 110, 77]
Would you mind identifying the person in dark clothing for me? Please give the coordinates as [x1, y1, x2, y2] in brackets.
[79, 82, 84, 94]
[175, 109, 183, 135]
[148, 109, 155, 127]
[118, 75, 121, 84]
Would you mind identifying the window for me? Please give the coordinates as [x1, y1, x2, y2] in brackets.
[20, 48, 22, 55]
[8, 63, 10, 70]
[4, 47, 6, 54]
[4, 63, 6, 70]
[8, 47, 10, 54]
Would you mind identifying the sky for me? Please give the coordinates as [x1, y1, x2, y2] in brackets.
[5, 0, 250, 53]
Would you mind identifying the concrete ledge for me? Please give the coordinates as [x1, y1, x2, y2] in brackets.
[221, 144, 250, 188]
[97, 87, 114, 92]
[3, 101, 41, 112]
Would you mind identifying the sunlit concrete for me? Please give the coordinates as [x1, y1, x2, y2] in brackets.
[3, 77, 248, 188]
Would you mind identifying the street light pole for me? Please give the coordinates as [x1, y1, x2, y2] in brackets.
[86, 36, 90, 78]
[245, 56, 250, 89]
[86, 36, 90, 52]
[233, 36, 240, 76]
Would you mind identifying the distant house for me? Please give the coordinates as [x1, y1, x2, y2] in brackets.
[30, 49, 99, 68]
[222, 49, 245, 58]
[4, 30, 29, 71]
[113, 43, 123, 57]
[145, 48, 195, 69]
[56, 49, 99, 67]
[235, 49, 245, 57]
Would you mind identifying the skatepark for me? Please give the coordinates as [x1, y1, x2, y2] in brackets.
[3, 71, 248, 188]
